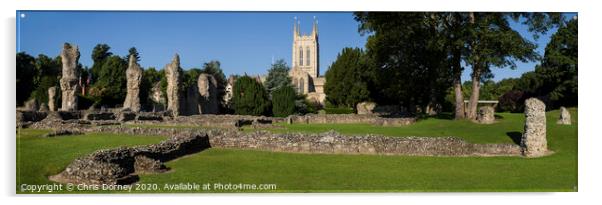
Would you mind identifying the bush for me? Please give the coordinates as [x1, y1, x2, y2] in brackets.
[324, 107, 354, 114]
[271, 86, 296, 117]
[232, 76, 271, 116]
[498, 90, 528, 113]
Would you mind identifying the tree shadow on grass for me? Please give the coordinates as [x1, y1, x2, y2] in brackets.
[506, 131, 522, 145]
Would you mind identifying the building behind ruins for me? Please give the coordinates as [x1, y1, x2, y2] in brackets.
[289, 17, 326, 104]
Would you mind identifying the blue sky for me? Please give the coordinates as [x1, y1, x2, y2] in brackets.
[16, 11, 575, 82]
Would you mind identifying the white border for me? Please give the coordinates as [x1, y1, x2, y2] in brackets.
[2, 1, 600, 205]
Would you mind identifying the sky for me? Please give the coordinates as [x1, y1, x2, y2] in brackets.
[16, 11, 576, 82]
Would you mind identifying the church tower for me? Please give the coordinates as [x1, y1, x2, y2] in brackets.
[289, 16, 326, 104]
[291, 17, 319, 78]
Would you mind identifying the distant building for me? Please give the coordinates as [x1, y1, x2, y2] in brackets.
[289, 17, 326, 104]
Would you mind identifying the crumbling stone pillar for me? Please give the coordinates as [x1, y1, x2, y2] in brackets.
[356, 102, 376, 115]
[165, 54, 182, 116]
[557, 106, 571, 125]
[521, 98, 548, 157]
[48, 86, 57, 111]
[477, 106, 495, 124]
[123, 55, 143, 112]
[197, 73, 219, 114]
[59, 43, 80, 111]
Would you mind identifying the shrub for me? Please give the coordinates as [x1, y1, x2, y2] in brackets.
[232, 76, 271, 116]
[271, 86, 296, 117]
[498, 90, 528, 113]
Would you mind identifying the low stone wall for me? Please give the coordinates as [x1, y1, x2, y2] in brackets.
[210, 130, 521, 157]
[288, 114, 415, 126]
[50, 131, 210, 185]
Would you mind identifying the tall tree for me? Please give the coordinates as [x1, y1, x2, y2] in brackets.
[89, 55, 128, 106]
[463, 13, 564, 120]
[533, 17, 577, 108]
[30, 54, 61, 104]
[324, 47, 373, 108]
[16, 52, 36, 105]
[264, 59, 292, 94]
[271, 85, 296, 117]
[232, 75, 271, 116]
[90, 44, 112, 83]
[354, 12, 451, 114]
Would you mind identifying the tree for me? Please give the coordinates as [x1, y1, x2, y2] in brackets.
[324, 47, 373, 108]
[533, 17, 577, 108]
[354, 13, 452, 114]
[89, 55, 128, 106]
[127, 47, 140, 63]
[16, 52, 36, 105]
[232, 75, 271, 116]
[271, 85, 296, 117]
[264, 59, 292, 94]
[462, 13, 564, 120]
[30, 54, 61, 104]
[90, 44, 112, 82]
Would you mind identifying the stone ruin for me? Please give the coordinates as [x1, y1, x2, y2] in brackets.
[150, 82, 166, 112]
[557, 106, 571, 125]
[477, 106, 495, 124]
[356, 102, 377, 115]
[122, 55, 143, 112]
[48, 86, 57, 111]
[288, 114, 415, 127]
[49, 131, 211, 185]
[197, 73, 219, 114]
[59, 43, 80, 111]
[165, 54, 182, 116]
[24, 98, 39, 111]
[521, 98, 548, 157]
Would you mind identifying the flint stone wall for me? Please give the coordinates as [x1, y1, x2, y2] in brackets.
[165, 54, 182, 116]
[50, 132, 210, 185]
[289, 114, 415, 126]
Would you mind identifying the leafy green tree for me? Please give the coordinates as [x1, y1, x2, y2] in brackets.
[533, 18, 577, 108]
[232, 75, 271, 116]
[16, 52, 36, 105]
[89, 55, 127, 106]
[324, 47, 373, 109]
[271, 85, 296, 117]
[30, 54, 61, 104]
[354, 13, 452, 114]
[264, 59, 292, 94]
[90, 44, 112, 82]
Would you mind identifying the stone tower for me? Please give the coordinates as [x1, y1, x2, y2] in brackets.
[292, 17, 319, 78]
[289, 17, 326, 104]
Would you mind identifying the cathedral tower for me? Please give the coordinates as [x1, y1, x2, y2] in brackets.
[289, 16, 326, 104]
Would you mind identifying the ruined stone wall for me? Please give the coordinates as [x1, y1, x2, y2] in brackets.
[165, 54, 182, 116]
[210, 130, 521, 157]
[50, 131, 210, 185]
[289, 114, 415, 126]
[59, 43, 80, 111]
[123, 55, 143, 112]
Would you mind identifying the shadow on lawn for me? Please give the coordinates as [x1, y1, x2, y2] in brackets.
[506, 131, 523, 145]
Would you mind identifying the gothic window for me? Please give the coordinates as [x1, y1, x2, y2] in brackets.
[306, 46, 311, 66]
[299, 46, 303, 66]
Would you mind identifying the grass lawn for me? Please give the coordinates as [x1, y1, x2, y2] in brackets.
[16, 108, 577, 192]
[16, 129, 166, 193]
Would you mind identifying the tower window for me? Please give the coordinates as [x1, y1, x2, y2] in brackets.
[299, 46, 303, 66]
[306, 46, 311, 66]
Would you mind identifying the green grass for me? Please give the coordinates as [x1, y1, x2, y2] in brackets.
[16, 108, 577, 192]
[16, 129, 166, 193]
